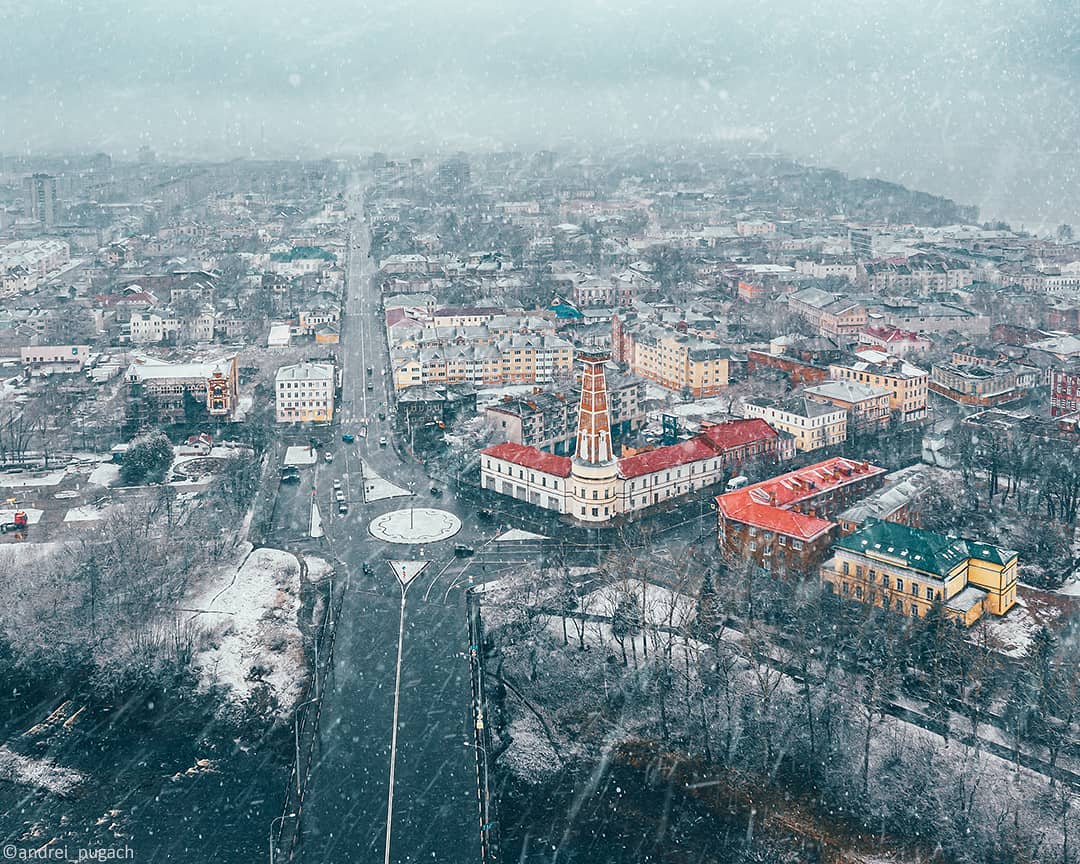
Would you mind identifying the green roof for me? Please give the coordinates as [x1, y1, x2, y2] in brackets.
[270, 246, 336, 263]
[835, 520, 1016, 577]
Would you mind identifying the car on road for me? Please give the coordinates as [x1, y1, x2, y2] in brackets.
[478, 509, 492, 520]
[324, 451, 334, 463]
[377, 411, 386, 421]
[332, 480, 342, 491]
[430, 486, 442, 497]
[366, 382, 374, 391]
[358, 426, 367, 438]
[363, 563, 374, 575]
[280, 471, 301, 485]
[454, 544, 475, 557]
[341, 433, 355, 443]
[379, 436, 388, 447]
[367, 366, 373, 375]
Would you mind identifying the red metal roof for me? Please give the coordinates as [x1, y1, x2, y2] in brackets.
[481, 442, 572, 477]
[618, 437, 719, 479]
[699, 418, 778, 449]
[715, 457, 885, 539]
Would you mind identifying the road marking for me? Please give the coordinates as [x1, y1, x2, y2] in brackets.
[383, 579, 407, 864]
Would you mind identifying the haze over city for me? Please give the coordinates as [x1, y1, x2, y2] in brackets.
[4, 0, 1080, 226]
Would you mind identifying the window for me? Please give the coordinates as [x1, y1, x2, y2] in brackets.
[895, 598, 903, 612]
[855, 586, 863, 599]
[792, 540, 803, 551]
[926, 587, 935, 600]
[842, 582, 849, 594]
[896, 578, 903, 591]
[910, 583, 919, 596]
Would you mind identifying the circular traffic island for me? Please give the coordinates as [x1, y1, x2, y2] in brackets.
[368, 507, 462, 545]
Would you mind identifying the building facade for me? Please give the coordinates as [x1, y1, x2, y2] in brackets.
[744, 397, 847, 451]
[829, 355, 929, 423]
[275, 362, 336, 423]
[820, 520, 1018, 626]
[611, 315, 729, 397]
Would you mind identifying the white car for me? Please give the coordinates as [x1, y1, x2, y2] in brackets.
[332, 480, 342, 491]
[379, 436, 388, 447]
[324, 452, 334, 463]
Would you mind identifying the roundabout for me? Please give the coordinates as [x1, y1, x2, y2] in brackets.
[368, 507, 462, 545]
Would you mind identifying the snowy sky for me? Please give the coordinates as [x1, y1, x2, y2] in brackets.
[3, 0, 1079, 225]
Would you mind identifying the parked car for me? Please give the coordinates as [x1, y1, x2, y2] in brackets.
[341, 433, 355, 443]
[338, 502, 348, 514]
[332, 480, 342, 491]
[335, 491, 346, 503]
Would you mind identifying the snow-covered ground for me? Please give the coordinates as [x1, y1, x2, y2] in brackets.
[63, 505, 108, 522]
[87, 462, 120, 487]
[495, 528, 548, 542]
[360, 459, 410, 501]
[0, 507, 43, 525]
[664, 395, 735, 420]
[283, 446, 317, 466]
[188, 545, 306, 718]
[0, 745, 84, 796]
[581, 581, 695, 629]
[0, 470, 66, 489]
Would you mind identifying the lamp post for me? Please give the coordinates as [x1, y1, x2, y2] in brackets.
[294, 697, 319, 796]
[269, 812, 296, 864]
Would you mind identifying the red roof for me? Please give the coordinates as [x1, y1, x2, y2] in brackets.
[716, 457, 885, 539]
[618, 418, 778, 479]
[481, 442, 572, 477]
[699, 418, 778, 449]
[618, 437, 719, 479]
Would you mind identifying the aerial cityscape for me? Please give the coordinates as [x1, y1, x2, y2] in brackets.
[2, 3, 1080, 864]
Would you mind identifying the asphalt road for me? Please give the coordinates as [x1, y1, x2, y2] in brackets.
[284, 183, 486, 864]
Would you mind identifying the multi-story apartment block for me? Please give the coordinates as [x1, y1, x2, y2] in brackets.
[392, 335, 574, 390]
[820, 520, 1018, 626]
[126, 309, 183, 344]
[803, 379, 892, 433]
[829, 353, 929, 423]
[715, 458, 887, 576]
[744, 397, 847, 452]
[275, 362, 336, 423]
[1050, 360, 1080, 417]
[611, 316, 729, 397]
[24, 173, 58, 227]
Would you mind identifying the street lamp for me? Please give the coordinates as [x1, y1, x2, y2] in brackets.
[294, 697, 319, 796]
[269, 812, 296, 864]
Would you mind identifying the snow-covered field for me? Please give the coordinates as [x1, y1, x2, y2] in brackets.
[188, 545, 307, 718]
[283, 446, 317, 466]
[63, 505, 107, 522]
[0, 507, 43, 524]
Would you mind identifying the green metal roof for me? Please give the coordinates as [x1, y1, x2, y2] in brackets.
[835, 520, 1016, 577]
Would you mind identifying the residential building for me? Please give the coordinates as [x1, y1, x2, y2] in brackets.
[275, 362, 336, 423]
[715, 458, 887, 575]
[929, 360, 1037, 408]
[24, 173, 58, 227]
[744, 397, 847, 452]
[820, 520, 1018, 626]
[878, 299, 989, 335]
[858, 325, 933, 357]
[611, 316, 730, 396]
[787, 286, 867, 338]
[392, 334, 574, 390]
[835, 464, 933, 534]
[829, 354, 929, 423]
[1050, 360, 1080, 417]
[20, 344, 91, 376]
[803, 379, 892, 433]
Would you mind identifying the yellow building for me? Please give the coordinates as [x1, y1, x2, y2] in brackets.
[391, 336, 573, 391]
[743, 397, 846, 452]
[820, 520, 1018, 626]
[612, 319, 729, 397]
[829, 353, 928, 423]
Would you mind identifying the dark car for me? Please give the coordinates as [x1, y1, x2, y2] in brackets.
[363, 563, 374, 575]
[341, 433, 355, 443]
[454, 544, 475, 557]
[280, 472, 301, 485]
[430, 486, 442, 497]
[477, 509, 493, 520]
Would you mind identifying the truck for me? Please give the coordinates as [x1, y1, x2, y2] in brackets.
[1, 511, 29, 534]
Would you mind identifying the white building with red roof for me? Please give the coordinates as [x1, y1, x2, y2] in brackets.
[479, 352, 782, 522]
